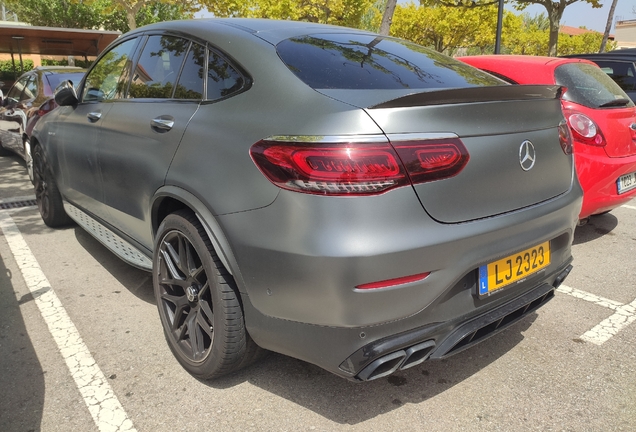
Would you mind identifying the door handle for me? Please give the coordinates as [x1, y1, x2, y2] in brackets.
[151, 117, 174, 132]
[87, 112, 102, 122]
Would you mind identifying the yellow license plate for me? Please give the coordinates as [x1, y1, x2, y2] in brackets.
[478, 241, 551, 295]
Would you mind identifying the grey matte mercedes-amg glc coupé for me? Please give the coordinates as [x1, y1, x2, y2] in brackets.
[31, 19, 583, 381]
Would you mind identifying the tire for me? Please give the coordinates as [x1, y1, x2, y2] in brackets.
[24, 137, 34, 183]
[0, 141, 10, 156]
[32, 145, 73, 227]
[153, 210, 262, 379]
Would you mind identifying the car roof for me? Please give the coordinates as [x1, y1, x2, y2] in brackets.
[132, 18, 375, 45]
[459, 55, 596, 84]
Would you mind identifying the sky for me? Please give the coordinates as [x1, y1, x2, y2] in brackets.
[197, 1, 635, 33]
[519, 0, 635, 33]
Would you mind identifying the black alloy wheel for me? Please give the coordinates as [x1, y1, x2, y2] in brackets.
[32, 145, 72, 227]
[153, 210, 262, 379]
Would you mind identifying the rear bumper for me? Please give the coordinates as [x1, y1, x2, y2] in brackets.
[214, 181, 582, 379]
[575, 144, 636, 218]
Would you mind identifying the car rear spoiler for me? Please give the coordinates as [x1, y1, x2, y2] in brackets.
[368, 85, 565, 109]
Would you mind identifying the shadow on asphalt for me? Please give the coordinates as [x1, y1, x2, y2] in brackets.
[203, 315, 536, 424]
[62, 211, 539, 424]
[573, 212, 619, 245]
[73, 227, 155, 305]
[0, 247, 45, 432]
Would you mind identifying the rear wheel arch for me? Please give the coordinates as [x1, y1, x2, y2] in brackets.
[151, 186, 244, 290]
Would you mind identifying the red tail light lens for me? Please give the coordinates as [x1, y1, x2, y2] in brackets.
[250, 136, 469, 195]
[567, 113, 606, 147]
[250, 141, 408, 195]
[393, 139, 469, 184]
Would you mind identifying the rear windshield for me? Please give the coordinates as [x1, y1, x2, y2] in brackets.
[555, 63, 634, 108]
[44, 72, 85, 96]
[276, 34, 503, 90]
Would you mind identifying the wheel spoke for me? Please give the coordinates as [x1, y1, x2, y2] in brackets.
[178, 234, 190, 274]
[191, 265, 205, 285]
[197, 305, 214, 340]
[161, 245, 183, 281]
[186, 313, 204, 359]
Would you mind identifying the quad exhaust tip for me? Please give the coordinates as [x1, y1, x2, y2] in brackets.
[357, 340, 436, 381]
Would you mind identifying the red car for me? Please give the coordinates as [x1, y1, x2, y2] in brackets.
[459, 55, 636, 221]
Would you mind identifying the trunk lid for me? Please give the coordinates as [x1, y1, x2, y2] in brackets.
[364, 86, 574, 223]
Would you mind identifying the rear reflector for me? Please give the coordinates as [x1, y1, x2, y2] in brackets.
[356, 272, 431, 290]
[250, 136, 469, 195]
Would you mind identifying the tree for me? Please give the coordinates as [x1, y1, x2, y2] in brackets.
[4, 0, 108, 28]
[436, 0, 602, 57]
[5, 0, 195, 32]
[390, 2, 504, 54]
[93, 0, 198, 30]
[600, 0, 618, 53]
[102, 1, 196, 32]
[201, 0, 374, 29]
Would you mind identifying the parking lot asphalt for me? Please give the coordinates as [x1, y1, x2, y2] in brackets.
[1, 152, 634, 432]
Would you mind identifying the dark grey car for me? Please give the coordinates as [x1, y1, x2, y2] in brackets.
[32, 19, 583, 381]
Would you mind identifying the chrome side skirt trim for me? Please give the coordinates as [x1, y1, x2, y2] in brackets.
[64, 202, 153, 271]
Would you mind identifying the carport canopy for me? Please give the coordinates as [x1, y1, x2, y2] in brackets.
[0, 24, 120, 58]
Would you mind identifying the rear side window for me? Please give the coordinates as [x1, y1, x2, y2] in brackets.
[590, 60, 636, 92]
[276, 34, 502, 90]
[207, 50, 244, 100]
[555, 63, 634, 108]
[174, 42, 205, 99]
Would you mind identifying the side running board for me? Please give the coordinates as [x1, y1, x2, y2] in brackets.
[63, 202, 153, 271]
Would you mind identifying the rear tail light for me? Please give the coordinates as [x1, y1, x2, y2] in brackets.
[567, 112, 606, 147]
[250, 136, 469, 195]
[558, 120, 573, 155]
[37, 100, 55, 118]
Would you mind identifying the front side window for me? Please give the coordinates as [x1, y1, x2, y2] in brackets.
[82, 38, 138, 102]
[128, 35, 190, 99]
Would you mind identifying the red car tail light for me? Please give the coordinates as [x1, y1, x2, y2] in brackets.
[250, 136, 470, 195]
[393, 138, 469, 184]
[558, 120, 573, 155]
[567, 113, 606, 147]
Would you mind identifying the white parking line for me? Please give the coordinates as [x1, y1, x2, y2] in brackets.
[557, 285, 636, 345]
[0, 212, 137, 432]
[622, 204, 636, 210]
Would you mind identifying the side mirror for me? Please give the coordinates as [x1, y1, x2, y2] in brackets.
[54, 80, 79, 107]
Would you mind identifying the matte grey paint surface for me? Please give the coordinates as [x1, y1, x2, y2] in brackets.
[32, 18, 583, 379]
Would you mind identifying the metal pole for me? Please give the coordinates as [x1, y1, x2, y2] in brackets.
[494, 0, 504, 54]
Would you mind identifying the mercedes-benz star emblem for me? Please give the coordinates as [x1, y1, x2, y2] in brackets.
[519, 140, 536, 171]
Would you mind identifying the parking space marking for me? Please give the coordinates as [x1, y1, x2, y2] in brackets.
[0, 212, 137, 432]
[623, 204, 636, 210]
[557, 285, 636, 345]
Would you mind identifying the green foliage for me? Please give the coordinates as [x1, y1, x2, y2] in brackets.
[41, 58, 94, 68]
[0, 59, 35, 81]
[201, 0, 375, 28]
[4, 0, 108, 28]
[390, 2, 503, 54]
[5, 0, 194, 32]
[102, 1, 196, 32]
